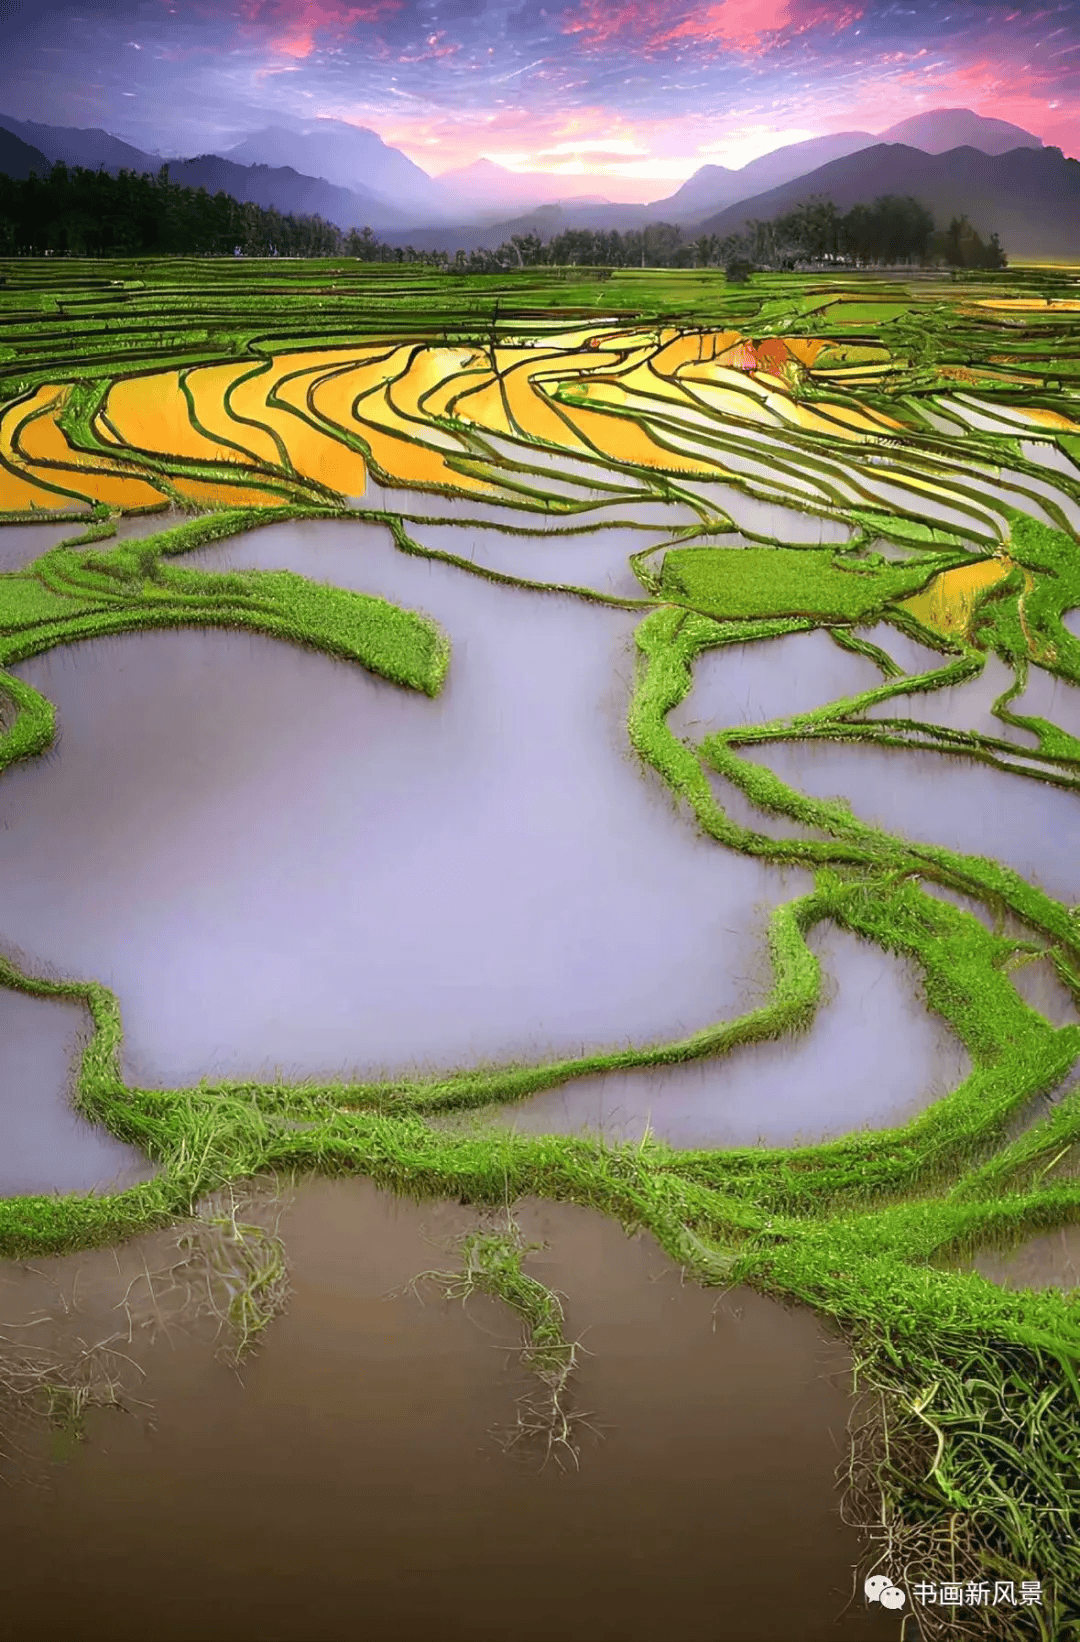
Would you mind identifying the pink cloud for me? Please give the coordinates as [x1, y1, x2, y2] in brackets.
[231, 0, 403, 60]
[560, 0, 862, 53]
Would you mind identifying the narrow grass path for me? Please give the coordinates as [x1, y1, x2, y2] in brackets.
[2, 262, 1080, 1636]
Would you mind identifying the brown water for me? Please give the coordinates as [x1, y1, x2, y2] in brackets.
[0, 1178, 903, 1642]
[966, 1223, 1080, 1292]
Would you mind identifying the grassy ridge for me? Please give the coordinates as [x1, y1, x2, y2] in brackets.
[0, 509, 450, 709]
[2, 264, 1080, 1635]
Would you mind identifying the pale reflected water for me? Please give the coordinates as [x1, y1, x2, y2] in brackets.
[864, 652, 1039, 746]
[0, 522, 811, 1105]
[0, 985, 154, 1197]
[674, 483, 851, 544]
[400, 518, 658, 598]
[0, 511, 185, 571]
[360, 483, 702, 533]
[485, 923, 971, 1149]
[738, 739, 1078, 905]
[669, 628, 884, 740]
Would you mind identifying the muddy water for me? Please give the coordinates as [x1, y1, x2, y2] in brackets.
[0, 520, 812, 1097]
[0, 1178, 901, 1642]
[489, 923, 970, 1149]
[0, 986, 153, 1197]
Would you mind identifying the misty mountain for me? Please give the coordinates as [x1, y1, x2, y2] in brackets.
[699, 143, 1080, 262]
[876, 108, 1042, 155]
[0, 127, 49, 181]
[432, 158, 647, 219]
[0, 112, 419, 233]
[644, 111, 1045, 227]
[163, 155, 415, 232]
[648, 131, 879, 222]
[222, 121, 448, 218]
[0, 112, 159, 172]
[401, 199, 655, 254]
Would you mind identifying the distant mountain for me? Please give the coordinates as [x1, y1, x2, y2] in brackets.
[222, 122, 447, 219]
[648, 132, 879, 222]
[876, 108, 1042, 155]
[402, 198, 655, 254]
[164, 154, 414, 232]
[434, 157, 648, 220]
[0, 113, 158, 172]
[0, 127, 49, 180]
[699, 143, 1080, 262]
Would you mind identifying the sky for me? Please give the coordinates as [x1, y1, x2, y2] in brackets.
[0, 0, 1078, 199]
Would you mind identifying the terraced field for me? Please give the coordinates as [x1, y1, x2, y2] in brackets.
[2, 259, 1080, 1636]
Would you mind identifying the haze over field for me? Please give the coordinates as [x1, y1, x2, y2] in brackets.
[0, 1, 1077, 187]
[0, 3, 1078, 255]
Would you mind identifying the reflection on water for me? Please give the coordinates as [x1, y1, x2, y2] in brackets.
[0, 521, 91, 571]
[488, 924, 970, 1148]
[864, 652, 1038, 746]
[0, 1178, 901, 1642]
[967, 1223, 1080, 1293]
[1005, 955, 1080, 1028]
[401, 518, 658, 598]
[669, 628, 881, 738]
[676, 483, 850, 544]
[1011, 663, 1080, 740]
[0, 512, 186, 571]
[0, 985, 154, 1196]
[361, 483, 702, 534]
[0, 521, 811, 1100]
[739, 739, 1079, 904]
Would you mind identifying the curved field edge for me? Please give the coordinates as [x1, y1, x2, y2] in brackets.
[1, 519, 1080, 1628]
[3, 266, 1080, 1630]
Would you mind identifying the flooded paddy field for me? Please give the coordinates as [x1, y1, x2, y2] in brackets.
[0, 1179, 898, 1642]
[2, 260, 1080, 1640]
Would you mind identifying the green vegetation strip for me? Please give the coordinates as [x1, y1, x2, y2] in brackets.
[2, 266, 1080, 1637]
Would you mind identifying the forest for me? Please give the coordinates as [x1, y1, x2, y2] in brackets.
[0, 161, 1008, 273]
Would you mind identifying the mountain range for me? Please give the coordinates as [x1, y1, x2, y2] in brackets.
[0, 105, 1074, 259]
[699, 142, 1080, 263]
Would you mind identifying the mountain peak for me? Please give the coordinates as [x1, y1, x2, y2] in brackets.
[875, 108, 1043, 155]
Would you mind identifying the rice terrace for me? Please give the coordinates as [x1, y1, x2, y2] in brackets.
[2, 255, 1080, 1640]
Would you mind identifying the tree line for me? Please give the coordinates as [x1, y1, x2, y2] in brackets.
[0, 162, 1007, 274]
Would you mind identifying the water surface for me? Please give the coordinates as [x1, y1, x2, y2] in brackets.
[738, 739, 1078, 904]
[0, 1178, 902, 1642]
[0, 984, 154, 1196]
[0, 521, 811, 1095]
[492, 923, 970, 1148]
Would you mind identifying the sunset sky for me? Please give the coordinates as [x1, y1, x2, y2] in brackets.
[0, 0, 1077, 199]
